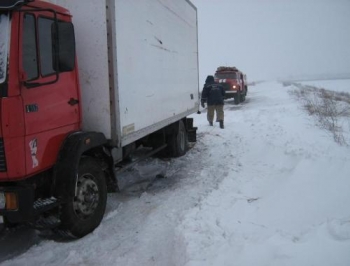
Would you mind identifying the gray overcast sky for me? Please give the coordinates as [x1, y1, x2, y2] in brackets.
[191, 0, 350, 82]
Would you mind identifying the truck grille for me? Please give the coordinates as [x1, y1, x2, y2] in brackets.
[0, 139, 7, 172]
[220, 83, 231, 92]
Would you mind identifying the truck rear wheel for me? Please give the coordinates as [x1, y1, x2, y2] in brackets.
[58, 157, 107, 238]
[168, 120, 188, 157]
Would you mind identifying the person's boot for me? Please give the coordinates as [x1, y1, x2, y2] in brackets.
[219, 120, 224, 129]
[209, 121, 213, 126]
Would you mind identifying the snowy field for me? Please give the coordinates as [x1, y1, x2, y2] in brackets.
[1, 80, 350, 266]
[299, 79, 350, 93]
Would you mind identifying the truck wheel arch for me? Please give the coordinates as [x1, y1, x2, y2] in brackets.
[53, 131, 111, 200]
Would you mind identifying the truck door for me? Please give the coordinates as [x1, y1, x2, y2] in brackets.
[20, 12, 80, 176]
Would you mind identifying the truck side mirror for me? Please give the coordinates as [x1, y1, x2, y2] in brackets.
[54, 22, 76, 72]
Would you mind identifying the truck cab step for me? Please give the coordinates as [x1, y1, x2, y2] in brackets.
[33, 197, 60, 215]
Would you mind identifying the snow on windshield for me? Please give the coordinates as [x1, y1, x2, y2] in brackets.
[0, 13, 10, 84]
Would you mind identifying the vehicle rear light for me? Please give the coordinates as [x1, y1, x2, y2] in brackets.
[5, 192, 18, 210]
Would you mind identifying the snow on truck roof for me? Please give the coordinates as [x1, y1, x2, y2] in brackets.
[0, 0, 70, 15]
[216, 66, 241, 73]
[0, 0, 31, 9]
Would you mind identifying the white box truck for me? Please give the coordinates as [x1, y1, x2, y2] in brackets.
[0, 0, 199, 238]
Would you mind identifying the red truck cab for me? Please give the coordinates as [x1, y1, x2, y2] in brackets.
[0, 0, 109, 238]
[214, 66, 248, 104]
[0, 0, 81, 181]
[0, 0, 198, 239]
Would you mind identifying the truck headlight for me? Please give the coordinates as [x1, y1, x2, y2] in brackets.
[232, 85, 236, 89]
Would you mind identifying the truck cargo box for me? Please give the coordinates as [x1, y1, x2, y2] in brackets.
[50, 0, 199, 147]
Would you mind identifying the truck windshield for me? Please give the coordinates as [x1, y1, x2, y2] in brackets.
[0, 13, 10, 84]
[215, 73, 238, 79]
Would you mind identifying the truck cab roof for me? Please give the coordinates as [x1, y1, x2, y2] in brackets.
[0, 0, 70, 15]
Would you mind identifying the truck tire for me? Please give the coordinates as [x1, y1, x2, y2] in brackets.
[168, 120, 188, 157]
[234, 95, 241, 105]
[58, 157, 107, 238]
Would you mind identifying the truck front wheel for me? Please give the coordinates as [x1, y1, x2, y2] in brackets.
[58, 157, 107, 238]
[234, 95, 241, 105]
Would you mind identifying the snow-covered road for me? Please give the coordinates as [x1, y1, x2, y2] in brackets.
[1, 80, 350, 266]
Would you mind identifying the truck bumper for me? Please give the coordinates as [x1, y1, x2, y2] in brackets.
[0, 185, 35, 224]
[225, 91, 238, 99]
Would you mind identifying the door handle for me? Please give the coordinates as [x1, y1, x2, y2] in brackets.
[26, 104, 39, 113]
[68, 98, 79, 106]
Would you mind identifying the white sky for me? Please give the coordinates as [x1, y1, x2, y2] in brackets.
[191, 0, 350, 82]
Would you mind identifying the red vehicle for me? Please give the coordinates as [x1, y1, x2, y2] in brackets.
[0, 0, 199, 238]
[214, 66, 248, 104]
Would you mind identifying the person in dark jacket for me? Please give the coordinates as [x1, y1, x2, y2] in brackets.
[201, 75, 225, 128]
